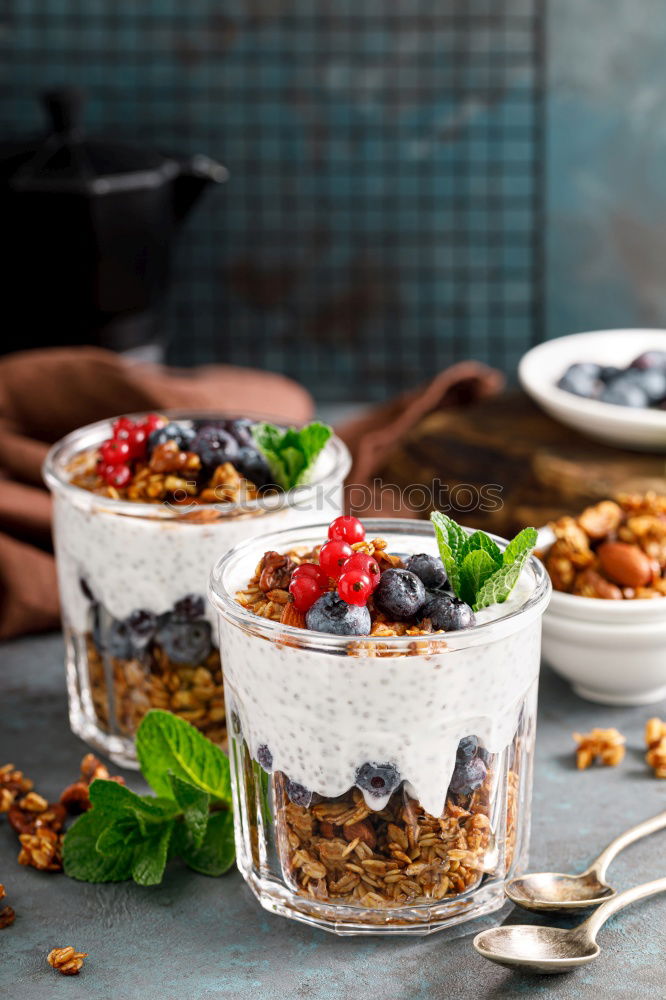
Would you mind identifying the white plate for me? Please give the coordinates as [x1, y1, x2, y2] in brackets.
[518, 329, 666, 451]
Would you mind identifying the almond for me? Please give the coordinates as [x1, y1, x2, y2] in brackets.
[598, 541, 652, 588]
[280, 602, 306, 628]
[572, 568, 622, 600]
[343, 820, 377, 850]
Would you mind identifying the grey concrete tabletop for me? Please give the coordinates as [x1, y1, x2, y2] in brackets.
[2, 633, 665, 1000]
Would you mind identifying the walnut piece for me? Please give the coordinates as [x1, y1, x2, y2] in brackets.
[18, 828, 63, 871]
[258, 551, 296, 592]
[0, 905, 15, 929]
[645, 718, 666, 778]
[47, 947, 87, 976]
[573, 728, 626, 769]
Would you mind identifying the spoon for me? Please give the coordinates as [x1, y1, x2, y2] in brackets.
[505, 809, 666, 912]
[474, 875, 666, 974]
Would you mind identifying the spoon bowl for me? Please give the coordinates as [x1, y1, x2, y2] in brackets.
[505, 871, 615, 912]
[474, 925, 600, 974]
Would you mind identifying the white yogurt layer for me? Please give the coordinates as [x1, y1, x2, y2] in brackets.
[53, 485, 344, 635]
[218, 560, 542, 818]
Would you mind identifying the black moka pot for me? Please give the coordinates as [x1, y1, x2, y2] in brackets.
[0, 89, 227, 354]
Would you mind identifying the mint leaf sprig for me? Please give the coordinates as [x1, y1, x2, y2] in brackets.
[62, 710, 235, 886]
[252, 421, 332, 491]
[430, 512, 537, 612]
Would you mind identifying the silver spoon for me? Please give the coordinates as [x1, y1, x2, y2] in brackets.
[474, 875, 666, 974]
[505, 809, 666, 912]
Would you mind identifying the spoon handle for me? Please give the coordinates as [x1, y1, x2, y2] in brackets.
[587, 810, 666, 881]
[579, 876, 666, 939]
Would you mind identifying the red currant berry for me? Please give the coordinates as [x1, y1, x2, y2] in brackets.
[99, 439, 131, 466]
[289, 575, 325, 613]
[319, 539, 353, 579]
[100, 463, 131, 488]
[328, 515, 365, 544]
[112, 416, 135, 440]
[291, 562, 329, 590]
[337, 569, 373, 606]
[342, 552, 381, 590]
[125, 424, 148, 460]
[141, 413, 166, 435]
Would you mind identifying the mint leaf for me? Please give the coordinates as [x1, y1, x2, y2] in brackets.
[252, 421, 332, 490]
[473, 544, 535, 611]
[96, 814, 145, 856]
[176, 810, 235, 877]
[131, 822, 174, 886]
[502, 527, 538, 567]
[63, 808, 135, 883]
[460, 531, 502, 568]
[168, 772, 210, 849]
[459, 549, 498, 607]
[136, 710, 232, 805]
[430, 512, 467, 596]
[89, 779, 178, 825]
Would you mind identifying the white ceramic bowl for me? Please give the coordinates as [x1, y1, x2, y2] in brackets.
[518, 329, 666, 451]
[538, 529, 666, 705]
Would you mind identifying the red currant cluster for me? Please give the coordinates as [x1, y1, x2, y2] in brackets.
[288, 516, 380, 612]
[97, 413, 165, 488]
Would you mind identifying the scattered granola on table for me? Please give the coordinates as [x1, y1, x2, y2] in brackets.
[0, 884, 15, 929]
[47, 947, 87, 976]
[573, 728, 626, 769]
[541, 493, 666, 599]
[645, 718, 666, 778]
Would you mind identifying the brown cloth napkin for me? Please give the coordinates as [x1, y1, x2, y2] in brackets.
[336, 361, 505, 516]
[0, 347, 314, 640]
[0, 350, 503, 640]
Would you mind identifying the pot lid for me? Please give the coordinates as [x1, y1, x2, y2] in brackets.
[3, 88, 179, 194]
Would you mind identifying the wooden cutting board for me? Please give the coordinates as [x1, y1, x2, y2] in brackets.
[378, 391, 666, 534]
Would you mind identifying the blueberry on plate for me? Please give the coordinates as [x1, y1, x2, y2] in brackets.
[355, 762, 401, 799]
[629, 350, 666, 371]
[373, 568, 426, 620]
[556, 363, 602, 399]
[156, 619, 212, 664]
[419, 593, 475, 631]
[623, 367, 666, 404]
[285, 779, 314, 807]
[191, 424, 239, 470]
[256, 744, 273, 771]
[226, 417, 256, 447]
[148, 420, 196, 452]
[234, 446, 273, 488]
[599, 376, 649, 408]
[106, 618, 133, 659]
[449, 756, 487, 796]
[305, 592, 371, 636]
[599, 365, 622, 384]
[456, 736, 479, 761]
[172, 594, 206, 621]
[404, 553, 448, 590]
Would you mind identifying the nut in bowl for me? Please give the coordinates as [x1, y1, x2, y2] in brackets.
[539, 494, 666, 705]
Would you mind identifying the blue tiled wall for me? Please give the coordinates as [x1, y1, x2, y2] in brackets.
[7, 2, 655, 400]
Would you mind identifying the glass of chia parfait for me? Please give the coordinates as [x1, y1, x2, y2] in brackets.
[43, 412, 350, 767]
[208, 515, 551, 935]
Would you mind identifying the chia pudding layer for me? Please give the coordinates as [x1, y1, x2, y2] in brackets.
[211, 522, 545, 818]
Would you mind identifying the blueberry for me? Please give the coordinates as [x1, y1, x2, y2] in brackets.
[449, 756, 487, 796]
[285, 779, 314, 807]
[355, 762, 401, 799]
[191, 424, 239, 470]
[172, 594, 206, 621]
[125, 609, 158, 652]
[148, 420, 196, 452]
[600, 365, 622, 384]
[477, 747, 491, 765]
[404, 553, 448, 590]
[107, 619, 133, 659]
[599, 377, 649, 408]
[156, 619, 212, 664]
[420, 594, 475, 631]
[226, 418, 256, 447]
[557, 364, 601, 399]
[456, 736, 479, 761]
[623, 367, 666, 404]
[629, 350, 666, 371]
[373, 568, 426, 620]
[256, 744, 273, 771]
[305, 592, 371, 636]
[234, 446, 273, 488]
